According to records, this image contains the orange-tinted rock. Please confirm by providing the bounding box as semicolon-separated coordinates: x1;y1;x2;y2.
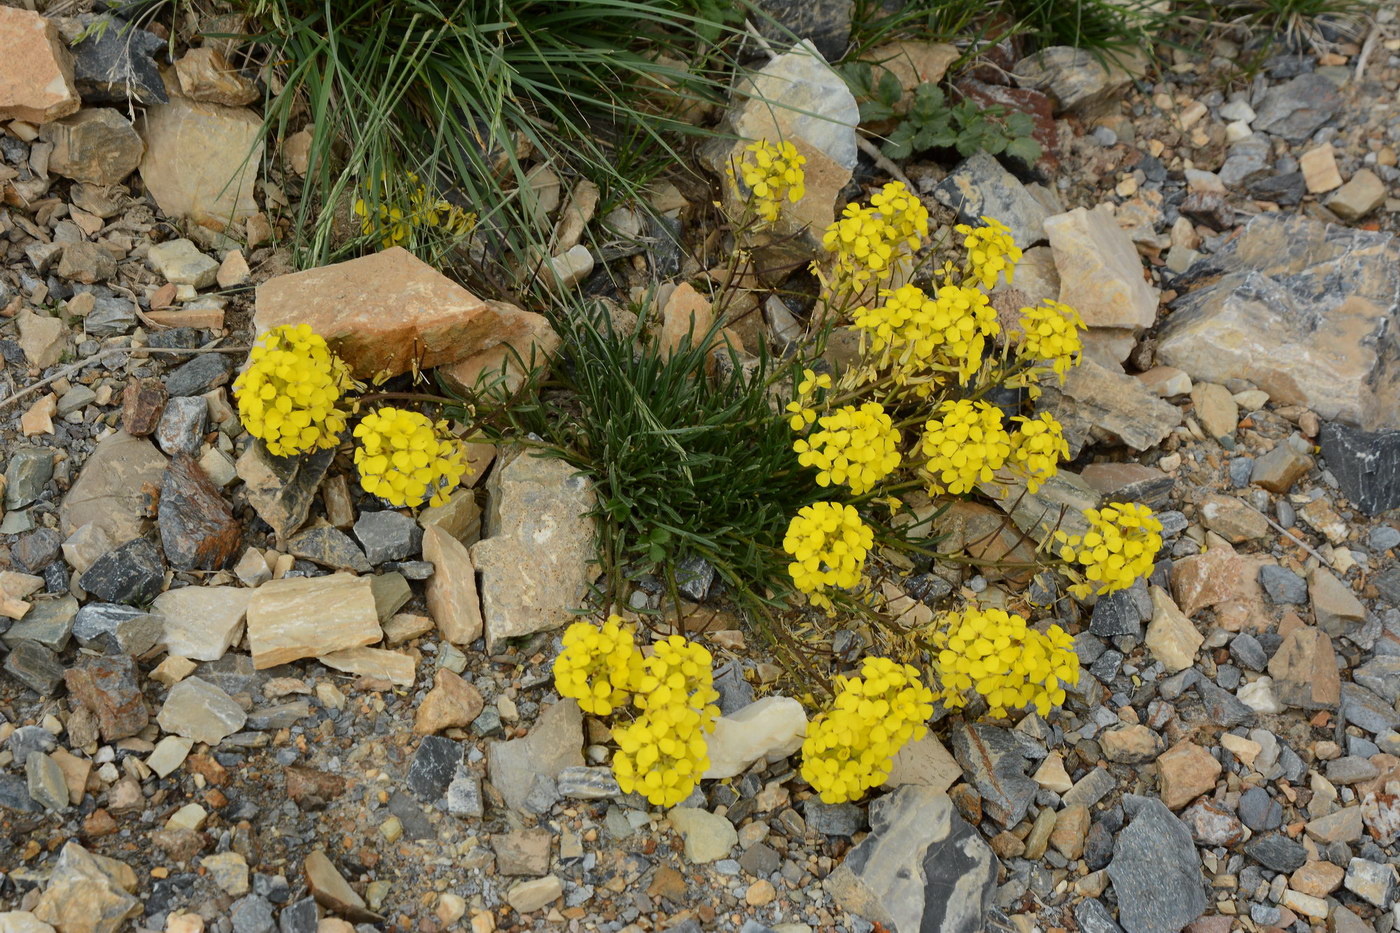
0;7;80;124
254;247;537;382
438;306;559;397
1157;741;1222;809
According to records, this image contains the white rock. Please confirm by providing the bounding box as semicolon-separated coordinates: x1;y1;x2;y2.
668;807;738;863
1237;677;1284;714
703;696;807;779
153;585;252;662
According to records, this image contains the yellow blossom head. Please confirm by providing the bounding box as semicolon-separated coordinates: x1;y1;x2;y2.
782;502;873;611
919;399;1012;496
731;138;806;224
352;407;468;508
233;324;354;457
1014;299;1085;382
1054;502;1163;599
554;616;642;715
929;605;1079;718
792;403;902;495
955;216;1022;289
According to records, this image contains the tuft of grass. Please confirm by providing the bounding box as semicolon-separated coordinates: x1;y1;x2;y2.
1178;0;1374;51
497;301;824;618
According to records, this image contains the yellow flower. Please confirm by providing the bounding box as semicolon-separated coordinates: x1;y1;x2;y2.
801;656;933;803
352;407;469;508
1008;413;1068;493
731;138;806;223
821;182;927;292
233;324;354;457
553;616;642;715
1054;502;1164;599
613;703;712;808
869;181;929;250
1013;299;1085;382
783;502;873;611
792;403;902;495
354;173;476;248
928;605;1079;718
919;399;1012;495
955;216;1022;289
853;283;999;386
632;634;721;725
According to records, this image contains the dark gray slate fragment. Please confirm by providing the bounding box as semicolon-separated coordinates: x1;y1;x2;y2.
71;13;168;104
287;526;371;573
165;353;233;397
72;602;163;655
1075;898;1124;933
1252;73;1342;141
1239;785;1283;831
749;0;853;62
675;554;715;602
386;790;436;841
2;640;65;696
5;447;54;509
1245;833;1307;872
1107;798;1206;933
0;774;42;812
1319;422;1400;516
803;798;866;837
406;736;460;801
79;536;164;605
1259;565;1307;604
951;722;1037;826
1089;590;1140;638
1342;683;1400;734
1194;680;1256;728
352;510;422;565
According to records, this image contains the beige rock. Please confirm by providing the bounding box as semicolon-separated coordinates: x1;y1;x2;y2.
1328;169;1387;221
42;109;144;185
1191;382;1238;439
48;747;90;805
1038;356;1181;456
1045;206;1159;331
174;48;259;106
505;876;563;914
1268;622;1340;710
138;96;263;227
217;249;250;288
1157;741;1221;809
153;586;252;662
145;735;193;779
0;571;43;621
1032;752;1074;794
1146;585;1203;673
1305;805;1363;844
1290;860;1346;898
1199;494;1269;543
254;247;536;382
419;489;482;543
703;696;808;780
553;180;599;254
383;612;434;646
415;669;484;734
864;41;960;114
245;574;381;669
150;656;198;687
0;8;80;124
1100;724;1165;763
1300;144;1343;193
21;394;56;437
1310;567;1365;636
18;310;67;369
31;843;140;933
305;850;378;923
166;915;204;933
60;432;167;542
885;732;962;793
471;450;597;652
423;524;483;646
1049;804;1090;859
438;307;559;397
317;647;415;687
1137;365;1192;398
1171;536;1244;617
659;282;715;356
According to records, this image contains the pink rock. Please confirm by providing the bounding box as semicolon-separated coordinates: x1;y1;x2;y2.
0;8;80;124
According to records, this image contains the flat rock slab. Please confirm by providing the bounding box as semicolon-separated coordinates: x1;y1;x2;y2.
244;574;381;669
153;585;253;662
60;431;167;542
1107;798;1207;933
156;676;246;745
471;450;597;652
1038;356;1182;457
825;786;995;933
1318;422;1400;516
1159;215;1400;431
138;95;262;225
235;441;335;542
0;7;81;124
253;246;536;382
486;700;584;813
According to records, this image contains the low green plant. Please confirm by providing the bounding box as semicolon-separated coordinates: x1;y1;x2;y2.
1175;0;1374;51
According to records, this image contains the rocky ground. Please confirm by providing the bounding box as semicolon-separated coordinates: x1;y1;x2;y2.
2;3;1400;933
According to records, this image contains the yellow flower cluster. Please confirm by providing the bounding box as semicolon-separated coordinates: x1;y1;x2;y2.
615;634;720;807
733;139;807;223
801;656;933;803
352;407;468;508
821;181;925;292
233;324;354;457
783;502;874;611
786;368;831;431
919;399;1012;495
554;617;642;715
1055;502;1163;599
929;606;1079;718
793;403;902;495
1007;413;1069;494
353;172;476;249
853;283;1000;385
956;217;1023;289
1015;299;1086;382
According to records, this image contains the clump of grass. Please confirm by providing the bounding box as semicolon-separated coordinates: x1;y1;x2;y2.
1181;0;1374;51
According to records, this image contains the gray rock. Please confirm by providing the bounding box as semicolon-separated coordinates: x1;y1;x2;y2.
1371;526;1400;552
155;395;208;456
1345;857;1398;908
1061;767;1116;810
1374;567;1400;608
84;299;136;336
277;897;318;933
486;700;585;812
1217;136;1272;188
236;441;336;541
231;894;276;933
1074;899;1124;933
749;0;852;63
933;153;1052;249
407;736;461;802
1229;633;1267;672
247;700;312;731
352;510;422;565
1248;172;1306;206
1245;833;1307;872
1238;786;1283;831
1089;590;1141;638
7;725;58;766
26;751;69;811
3;595;79;652
287;526;371;573
157;675;247;744
1259;565;1307;604
3;640;65;696
1253;73;1342;141
13;527;64;572
71;602;163;655
1194;680;1256;728
0;773;42;812
1341;683;1400;734
803;798;866;837
1107;798;1206;933
675;554;715;603
165;353;233;397
1012;46;1139;114
1356;657;1400;704
446;767;483;819
79;536;165;604
557;766;621;799
1319;422;1400;516
5;447;55;510
951;722;1037;826
825;786;996;933
71;13;169;105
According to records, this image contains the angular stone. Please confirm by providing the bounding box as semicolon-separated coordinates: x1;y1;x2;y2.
165;354;233;397
79;537;164;605
148;239;219;289
153;585;252;662
286;526;370;573
414;669;484;735
1107;799;1207;933
64;655;149;742
1300;143;1343;193
254;247;536;382
1045;206;1159;331
369;572;411;622
160;453;241;571
18;310;67;369
3;641;65;696
486;700;584;813
1171;538;1243;617
826;786;995;933
1181;798;1244;846
155;396;208;457
31;843;140;933
668;807;739;864
1252;440;1313;493
702;696;808;779
1158;215;1400;430
1253;73;1342;141
42;108;143;185
353;510;422;565
285;766;346;812
493;827;552;877
557;766;621;800
1328;169;1387;221
407;735;461;801
120;379;167;437
471;451;596;651
1319;422;1400;516
1100;724;1164;764
4;596;77;652
0;7;79;123
304;851;379;923
506;876;563;915
438;309;560;398
61;431;167;542
317;647;415;687
69;13;166;105
1080;462;1174;511
1013;46;1140;113
950;722;1036;826
157;676;246;745
138;96;262;226
173;47;258;107
422;524;482;646
1269;624;1340;710
1305;805;1363;844
1157;741;1221;809
1310;566;1365;636
245;574;380;669
72;603;162;656
235;441;335;541
1344;857;1398;908
1038;357;1181;456
933;152;1051;249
